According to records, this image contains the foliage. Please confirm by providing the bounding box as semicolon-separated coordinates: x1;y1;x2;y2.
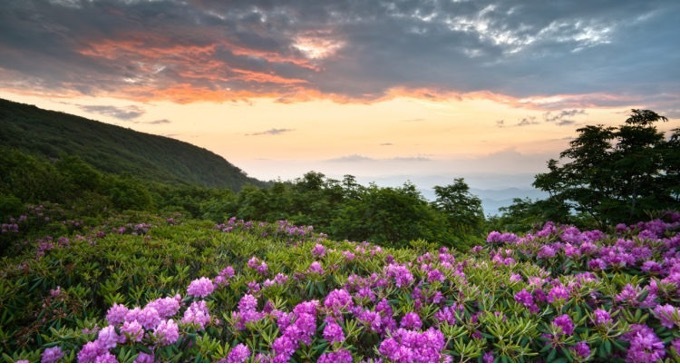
1;209;680;362
533;109;680;227
433;178;485;239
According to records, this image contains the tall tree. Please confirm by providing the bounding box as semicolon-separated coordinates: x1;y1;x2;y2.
432;178;485;236
533;109;678;226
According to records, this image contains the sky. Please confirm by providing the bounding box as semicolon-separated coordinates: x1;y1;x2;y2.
1;0;679;198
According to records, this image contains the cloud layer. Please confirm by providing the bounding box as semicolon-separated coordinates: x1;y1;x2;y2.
1;0;679;111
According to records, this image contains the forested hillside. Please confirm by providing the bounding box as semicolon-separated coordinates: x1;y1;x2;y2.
0;98;263;190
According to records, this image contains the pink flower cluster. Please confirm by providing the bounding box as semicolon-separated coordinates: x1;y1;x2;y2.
378;327;447;362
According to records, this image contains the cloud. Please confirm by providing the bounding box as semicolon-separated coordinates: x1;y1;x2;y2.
79;104;145;120
496;116;540;128
543;109;585;126
246;128;294;136
517;116;538;127
146;119;172;125
0;0;678;109
325;154;432;163
325;154;375;163
380;142;394;146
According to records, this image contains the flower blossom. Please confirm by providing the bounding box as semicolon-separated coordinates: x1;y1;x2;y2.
41;347;64;363
187;277;215;298
553;314;575;336
385;263;414;288
154;319;179;346
182;300;211;330
624;324;665;362
226;343;251;363
318;349;353;363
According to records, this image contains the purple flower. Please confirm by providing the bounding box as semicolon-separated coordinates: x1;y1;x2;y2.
221;266;236;279
343;251;355;261
323;289;353;315
286;312;317;345
671;338;680;356
182;300;211;330
121;320;144;343
106;303;128;326
434;306;457;326
247;257;268;274
588;258;607;271
378;327;446;362
537;245;557;259
135;307;161;330
514;289;538;313
95;352;118;363
642;260;663;274
624;324;665;362
547;284;570;304
317;349;353;363
592;308;612;326
134;353;154;363
356;309;384;333
232;294;264;330
308;261;324;274
226;343;251;363
322;319;345;344
293;300;319;316
487;231;518;244
400;312;422;330
509;273;523;283
272;334;297;362
653;304;679;329
41;347;64;363
385;263;414;288
97;325;123;350
427;269;445;283
247;281;261;294
77;341;107;363
238;294;259;312
553;314;574;336
482;351;494;363
146;296;181;318
187;277;215;298
571;341;591;360
154;319;179;346
274;273;289;285
312;243;326;257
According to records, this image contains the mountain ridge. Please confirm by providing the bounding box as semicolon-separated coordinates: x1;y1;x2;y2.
0;98;264;190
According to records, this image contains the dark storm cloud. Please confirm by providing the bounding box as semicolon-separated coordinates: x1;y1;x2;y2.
0;0;679;110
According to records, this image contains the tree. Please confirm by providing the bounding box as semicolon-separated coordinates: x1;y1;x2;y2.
330;182;451;248
533;109;678;226
432;178;485;237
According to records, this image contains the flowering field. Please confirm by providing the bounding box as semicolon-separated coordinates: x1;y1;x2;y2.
1;209;680;363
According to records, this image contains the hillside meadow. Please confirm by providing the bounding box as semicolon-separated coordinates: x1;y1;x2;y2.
1;205;679;363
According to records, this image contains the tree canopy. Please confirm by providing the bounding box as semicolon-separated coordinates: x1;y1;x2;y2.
532;109;679;227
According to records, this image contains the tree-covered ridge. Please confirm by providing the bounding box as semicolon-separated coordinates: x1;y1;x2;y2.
0;98;263;190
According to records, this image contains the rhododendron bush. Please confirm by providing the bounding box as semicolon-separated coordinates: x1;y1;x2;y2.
1;211;680;362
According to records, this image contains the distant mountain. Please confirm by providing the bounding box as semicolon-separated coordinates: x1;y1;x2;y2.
0;98;263;190
420;187;548;216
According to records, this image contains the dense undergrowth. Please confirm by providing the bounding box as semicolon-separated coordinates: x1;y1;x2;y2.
1;205;680;363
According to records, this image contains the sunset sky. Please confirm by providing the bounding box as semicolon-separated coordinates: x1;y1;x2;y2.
1;0;679;194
